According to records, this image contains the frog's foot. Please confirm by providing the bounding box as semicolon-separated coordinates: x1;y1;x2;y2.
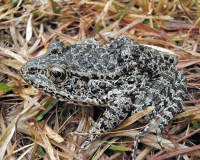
132;101;184;159
71;117;97;136
70;120;101;149
131;116;164;160
80;128;101;150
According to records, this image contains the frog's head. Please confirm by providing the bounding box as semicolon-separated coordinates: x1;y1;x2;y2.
20;42;79;101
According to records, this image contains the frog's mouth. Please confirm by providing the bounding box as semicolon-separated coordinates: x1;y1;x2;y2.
20;64;34;85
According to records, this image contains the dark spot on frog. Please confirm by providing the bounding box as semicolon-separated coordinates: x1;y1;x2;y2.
91;87;99;94
96;64;102;70
105;87;112;93
107;63;115;70
86;63;93;68
107;48;116;54
115;79;123;85
99;82;106;88
127;77;135;84
66;85;73;92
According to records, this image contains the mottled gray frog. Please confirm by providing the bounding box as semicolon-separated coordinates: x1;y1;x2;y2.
20;35;186;159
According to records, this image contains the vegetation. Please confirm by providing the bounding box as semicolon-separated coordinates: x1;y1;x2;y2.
0;0;199;159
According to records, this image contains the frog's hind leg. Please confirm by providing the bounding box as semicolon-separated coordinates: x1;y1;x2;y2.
155;70;186;149
132;104;181;159
132;115;164;159
132;70;186;159
79;96;133;150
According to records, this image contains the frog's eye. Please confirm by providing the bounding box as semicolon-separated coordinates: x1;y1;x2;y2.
50;67;68;82
48;42;65;54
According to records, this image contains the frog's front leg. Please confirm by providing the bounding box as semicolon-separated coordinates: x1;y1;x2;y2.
80;96;133;150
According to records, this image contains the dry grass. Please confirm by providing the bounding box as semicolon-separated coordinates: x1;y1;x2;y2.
0;0;200;159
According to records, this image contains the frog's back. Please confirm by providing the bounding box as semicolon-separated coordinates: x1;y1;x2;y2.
61;37;138;79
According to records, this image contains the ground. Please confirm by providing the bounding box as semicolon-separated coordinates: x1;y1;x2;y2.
0;1;200;159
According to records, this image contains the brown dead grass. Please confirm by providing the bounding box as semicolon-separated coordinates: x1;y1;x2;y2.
0;0;200;159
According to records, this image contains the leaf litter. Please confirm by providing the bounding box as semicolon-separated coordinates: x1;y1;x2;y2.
0;0;200;159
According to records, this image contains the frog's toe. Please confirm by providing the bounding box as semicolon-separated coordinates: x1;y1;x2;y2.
156;124;165;149
132;116;166;159
132;125;151;159
81;140;91;150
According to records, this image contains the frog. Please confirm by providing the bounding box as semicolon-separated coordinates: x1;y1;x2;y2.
20;35;186;159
